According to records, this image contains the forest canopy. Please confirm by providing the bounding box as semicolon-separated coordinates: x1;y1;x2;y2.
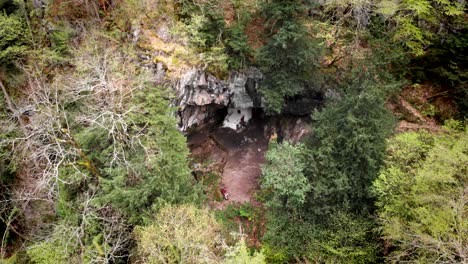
0;0;466;263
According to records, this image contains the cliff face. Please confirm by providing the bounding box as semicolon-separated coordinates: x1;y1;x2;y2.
175;67;262;130
175;67;322;131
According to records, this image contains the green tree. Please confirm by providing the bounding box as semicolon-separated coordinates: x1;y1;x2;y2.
136;204;223;264
261;141;310;211
256;0;323;113
373;126;468;263
176;0;254;72
260;137;384;262
261;209;382;262
259;140;314;260
303;76;395;216
224;238;266;264
97;86;201;224
0;12;30;69
314;0;465;56
223;3;253;70
49;34;202;225
376;0;465;56
260;67;396;261
13;30;203;263
27;235;74;264
305;212;382;263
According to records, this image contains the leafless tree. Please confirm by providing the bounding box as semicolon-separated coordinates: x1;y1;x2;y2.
0;32;153;259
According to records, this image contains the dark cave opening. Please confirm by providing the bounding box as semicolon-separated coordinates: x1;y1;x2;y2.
213;106;228;126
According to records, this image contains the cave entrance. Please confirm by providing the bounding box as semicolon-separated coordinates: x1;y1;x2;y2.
187;105;271;207
213;106;228;126
187;104;313;208
251;107;266;123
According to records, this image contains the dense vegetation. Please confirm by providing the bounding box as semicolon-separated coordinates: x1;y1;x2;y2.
0;0;466;263
373;125;467;263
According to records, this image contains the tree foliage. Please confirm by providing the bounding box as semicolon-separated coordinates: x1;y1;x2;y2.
0;12;30;68
376;0;466;56
224;238;266;264
256;0;323;113
305;212;382;263
261;201;382;262
373;126;468;263
259;85;393;259
175;0;254;72
256;21;323;113
136;204;222;264
1;29;202;262
258;63;397;261
1;0;467;262
261;141;310;211
46;34;202;225
303;74;395;216
97;85;200;224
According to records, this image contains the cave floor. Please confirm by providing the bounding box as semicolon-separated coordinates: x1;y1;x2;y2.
188;120;270;209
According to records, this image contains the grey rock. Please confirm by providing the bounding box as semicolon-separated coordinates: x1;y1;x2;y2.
178;104;225;131
155;62;166;83
177;69;230;108
176;68;261;130
174;67;322;131
229;72;254;109
156;24;172;43
33;0;45;8
223;107;252;130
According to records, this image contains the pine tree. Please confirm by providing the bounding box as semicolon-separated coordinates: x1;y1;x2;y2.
98;86;201;224
256;0;323;113
303;74;395;216
0;12;30;69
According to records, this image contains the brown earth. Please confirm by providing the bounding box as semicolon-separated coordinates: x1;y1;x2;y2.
386;84;450;133
215;127;268;206
396;96;441;132
188;120;270;209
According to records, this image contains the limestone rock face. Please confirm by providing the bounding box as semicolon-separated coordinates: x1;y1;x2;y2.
176;68;262;131
175;67;321;131
223;108;252;130
176;68;230;108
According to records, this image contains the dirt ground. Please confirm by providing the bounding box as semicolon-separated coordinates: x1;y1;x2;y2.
188;120;270;209
386;94;442;133
215;126;268;205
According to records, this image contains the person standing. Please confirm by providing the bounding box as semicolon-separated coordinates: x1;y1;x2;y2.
220;187;229;200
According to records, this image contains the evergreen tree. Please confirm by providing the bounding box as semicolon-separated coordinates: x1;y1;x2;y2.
256;0;323;113
303;72;395;217
0;11;30;70
261;141;310;212
96;86;201;224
